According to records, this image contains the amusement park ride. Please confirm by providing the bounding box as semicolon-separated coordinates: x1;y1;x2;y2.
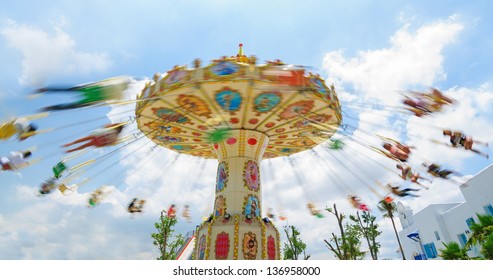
1;44;488;260
135;44;341;260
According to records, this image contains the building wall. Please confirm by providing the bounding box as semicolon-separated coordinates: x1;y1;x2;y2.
397;164;493;260
399;204;458;260
442;203;482;257
460;166;493;217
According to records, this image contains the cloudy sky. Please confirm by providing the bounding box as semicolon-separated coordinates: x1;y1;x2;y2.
1;0;492;265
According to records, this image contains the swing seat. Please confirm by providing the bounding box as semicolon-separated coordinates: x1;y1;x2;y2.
1;161;13;171
128;207;141;213
383;196;393;204
53;161;68;179
128;200;145;213
88;186;112;207
58;184;69;193
39;183;57;195
0;122;17;140
58;183;77;195
88;197;100;207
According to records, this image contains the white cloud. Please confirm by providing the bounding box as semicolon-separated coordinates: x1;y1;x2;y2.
0;184;160;259
323;16;464;106
1;20;111;86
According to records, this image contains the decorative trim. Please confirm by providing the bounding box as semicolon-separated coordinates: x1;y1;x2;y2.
254;134;266;159
234;214;239;259
276;223;281;259
205;217;214;260
261;219;267;259
219;139;228;159
239;130;246;157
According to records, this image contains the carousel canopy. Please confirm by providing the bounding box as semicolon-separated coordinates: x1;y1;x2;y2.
136;45;342;159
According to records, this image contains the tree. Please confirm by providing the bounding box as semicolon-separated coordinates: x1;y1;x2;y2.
466;213;493;250
350;211;381;260
439;241;470;260
324;203;364;260
282;225;310;260
343;223;366;260
151;210;185;260
480;233;493;260
377;199;406;260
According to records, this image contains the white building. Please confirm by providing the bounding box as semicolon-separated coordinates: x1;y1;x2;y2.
397;164;493;260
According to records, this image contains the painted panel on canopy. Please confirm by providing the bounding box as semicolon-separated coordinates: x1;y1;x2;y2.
162;66;191;88
199;81;249;119
267;107;339;137
204;60;246;79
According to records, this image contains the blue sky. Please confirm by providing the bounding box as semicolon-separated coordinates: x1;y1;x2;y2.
1;0;492;262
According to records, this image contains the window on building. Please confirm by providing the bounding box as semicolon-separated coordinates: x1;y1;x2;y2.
423;242;438;259
458;233;467;248
434;231;440;241
484;204;493;216
466;217;475;229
